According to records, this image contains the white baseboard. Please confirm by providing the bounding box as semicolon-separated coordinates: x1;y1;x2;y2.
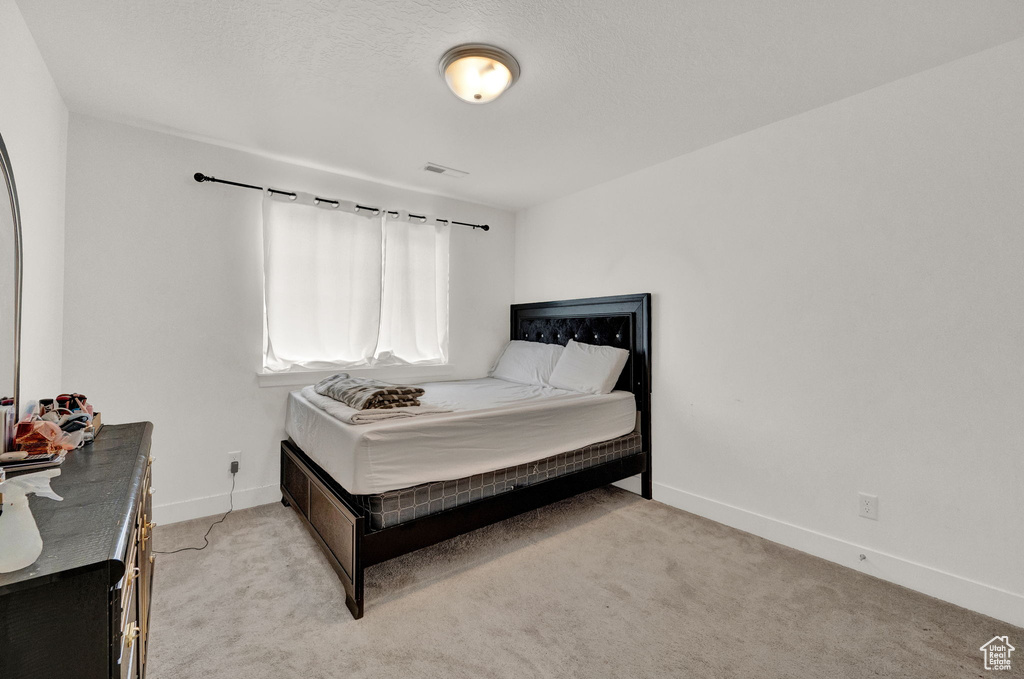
153;484;281;525
652;481;1024;628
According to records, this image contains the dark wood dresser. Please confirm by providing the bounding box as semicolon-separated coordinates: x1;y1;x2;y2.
0;422;155;679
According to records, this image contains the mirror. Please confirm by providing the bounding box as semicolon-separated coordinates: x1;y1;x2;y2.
0;131;23;431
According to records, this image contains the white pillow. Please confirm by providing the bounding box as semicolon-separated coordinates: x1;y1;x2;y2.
490;341;565;386
548;340;629;394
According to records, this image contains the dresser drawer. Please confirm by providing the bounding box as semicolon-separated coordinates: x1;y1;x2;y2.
117;620;139;679
118;546;139;633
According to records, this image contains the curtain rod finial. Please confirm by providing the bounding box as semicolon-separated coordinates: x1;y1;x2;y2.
194;172;208;183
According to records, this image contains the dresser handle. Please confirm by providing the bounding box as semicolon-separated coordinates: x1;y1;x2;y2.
141;520;156;545
148;487;154;496
126;566;140;585
148;456;155;466
125;622;140;647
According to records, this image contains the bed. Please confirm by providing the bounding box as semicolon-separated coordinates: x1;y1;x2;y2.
279;293;652;619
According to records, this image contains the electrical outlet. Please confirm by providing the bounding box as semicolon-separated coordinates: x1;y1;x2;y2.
227;451;241;474
858;493;878;520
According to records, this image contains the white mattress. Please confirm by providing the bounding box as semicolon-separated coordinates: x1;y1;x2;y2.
285;377;637;494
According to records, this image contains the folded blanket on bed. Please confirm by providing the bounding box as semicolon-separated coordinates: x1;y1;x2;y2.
314;373;425;410
301;386;450;425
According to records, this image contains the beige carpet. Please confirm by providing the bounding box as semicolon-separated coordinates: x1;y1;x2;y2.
150;488;1020;678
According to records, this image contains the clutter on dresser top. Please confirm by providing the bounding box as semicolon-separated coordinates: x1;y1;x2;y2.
0;392;102;474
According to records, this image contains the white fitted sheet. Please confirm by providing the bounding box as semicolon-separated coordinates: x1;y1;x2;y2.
285;377;637;494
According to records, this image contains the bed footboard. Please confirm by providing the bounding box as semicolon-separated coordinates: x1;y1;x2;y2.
280;441;365;618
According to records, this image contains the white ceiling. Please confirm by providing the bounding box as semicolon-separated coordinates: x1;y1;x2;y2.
17;0;1024;210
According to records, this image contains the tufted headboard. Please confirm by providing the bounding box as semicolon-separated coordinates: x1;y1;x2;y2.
510;294;652;492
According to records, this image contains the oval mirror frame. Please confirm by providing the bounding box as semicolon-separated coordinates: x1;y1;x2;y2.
0;132;23;420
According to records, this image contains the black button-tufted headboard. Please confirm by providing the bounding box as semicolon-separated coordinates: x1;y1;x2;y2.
516;315;634;387
510;293;652;496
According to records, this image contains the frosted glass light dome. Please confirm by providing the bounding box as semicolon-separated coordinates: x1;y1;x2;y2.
439;44;521;104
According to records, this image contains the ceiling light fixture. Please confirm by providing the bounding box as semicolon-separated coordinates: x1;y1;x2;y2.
439;44;520;104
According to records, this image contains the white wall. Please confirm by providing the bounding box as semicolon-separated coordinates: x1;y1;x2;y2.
0;0;68;414
515;37;1024;626
62;115;515;524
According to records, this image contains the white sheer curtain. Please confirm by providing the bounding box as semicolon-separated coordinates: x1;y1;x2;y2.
262;193;449;372
263;192;382;371
376;216;450;364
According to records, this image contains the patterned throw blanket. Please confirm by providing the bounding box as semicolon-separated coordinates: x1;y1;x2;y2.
301;387;450;425
314;373;425;410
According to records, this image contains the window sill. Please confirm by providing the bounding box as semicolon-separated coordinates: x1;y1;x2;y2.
256;364;456;388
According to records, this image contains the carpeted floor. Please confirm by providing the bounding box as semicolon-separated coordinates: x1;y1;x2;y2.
149;488;1020;678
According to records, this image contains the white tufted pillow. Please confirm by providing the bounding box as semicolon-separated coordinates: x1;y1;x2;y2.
548;340;629;394
490;341;565;386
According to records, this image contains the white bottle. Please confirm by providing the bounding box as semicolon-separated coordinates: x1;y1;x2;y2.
0;404;13;452
0;469;63;573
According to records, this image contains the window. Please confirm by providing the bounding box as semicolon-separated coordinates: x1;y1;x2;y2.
262;192;449;372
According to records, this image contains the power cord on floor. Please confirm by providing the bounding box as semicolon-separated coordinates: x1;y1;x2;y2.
154;471;235;554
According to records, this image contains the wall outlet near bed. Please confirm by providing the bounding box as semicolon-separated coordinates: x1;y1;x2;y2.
227;451;241;474
858;493;878;520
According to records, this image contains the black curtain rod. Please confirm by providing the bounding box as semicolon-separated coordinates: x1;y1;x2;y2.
193;173;489;231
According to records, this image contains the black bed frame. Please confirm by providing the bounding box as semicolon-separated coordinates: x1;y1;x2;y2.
279;293;652;619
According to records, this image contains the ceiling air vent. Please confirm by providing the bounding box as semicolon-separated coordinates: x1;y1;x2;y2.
423;162;468;178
